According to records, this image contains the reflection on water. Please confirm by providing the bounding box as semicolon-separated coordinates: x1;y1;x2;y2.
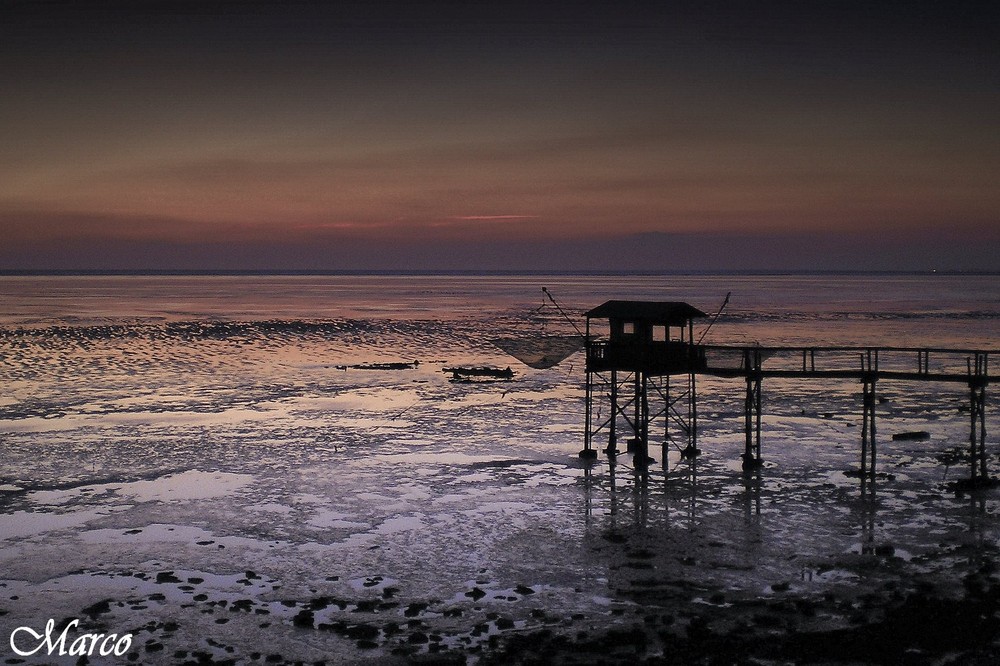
578;442;999;624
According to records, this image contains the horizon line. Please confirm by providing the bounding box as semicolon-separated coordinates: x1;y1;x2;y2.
1;269;997;278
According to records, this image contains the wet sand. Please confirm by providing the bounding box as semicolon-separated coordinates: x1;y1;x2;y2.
1;275;999;664
2;451;999;664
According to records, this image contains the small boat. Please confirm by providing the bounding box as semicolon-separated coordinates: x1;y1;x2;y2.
444;366;514;381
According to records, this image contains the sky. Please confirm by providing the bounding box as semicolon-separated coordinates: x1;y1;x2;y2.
1;0;998;272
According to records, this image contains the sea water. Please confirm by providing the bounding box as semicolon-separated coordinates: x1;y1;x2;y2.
0;273;997;662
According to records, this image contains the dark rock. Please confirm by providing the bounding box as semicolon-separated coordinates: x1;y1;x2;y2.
306;597;331;611
405;602;429;617
81;599;111;618
892;431;930;441
231;599;254;612
293;609;315;628
317;621;347;634
354;599;379;612
345;624;379;641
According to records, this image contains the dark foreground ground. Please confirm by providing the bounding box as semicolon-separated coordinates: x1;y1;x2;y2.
480;587;1000;665
27;527;993;666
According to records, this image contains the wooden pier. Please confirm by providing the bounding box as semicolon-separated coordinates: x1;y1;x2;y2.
582;301;995;488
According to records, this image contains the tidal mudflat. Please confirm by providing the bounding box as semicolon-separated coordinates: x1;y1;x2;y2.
1;274;998;664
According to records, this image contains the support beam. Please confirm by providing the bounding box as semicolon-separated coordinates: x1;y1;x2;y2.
743;348;763;471
635;372;652;471
581;365;597;459
632;373;642;455
968;352;989;485
689;371;697;452
661;375;670;469
678;369;700;460
607;369;618;455
860;350;878;478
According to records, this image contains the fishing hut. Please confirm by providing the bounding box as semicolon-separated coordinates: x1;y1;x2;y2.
583;301;708;468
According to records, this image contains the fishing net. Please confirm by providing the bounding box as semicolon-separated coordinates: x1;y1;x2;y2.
491;335;584;369
491;288;586;369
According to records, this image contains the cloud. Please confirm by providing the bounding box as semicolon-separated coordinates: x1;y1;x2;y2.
449;215;539;221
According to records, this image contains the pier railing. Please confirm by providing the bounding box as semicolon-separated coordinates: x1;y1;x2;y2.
587;340;707;374
701;345;991;384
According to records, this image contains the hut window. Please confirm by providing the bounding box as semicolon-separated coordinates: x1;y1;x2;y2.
653;326;666;342
622;322;635;335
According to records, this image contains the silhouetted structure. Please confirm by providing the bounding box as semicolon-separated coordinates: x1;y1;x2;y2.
582;300;995;487
583;301;708;468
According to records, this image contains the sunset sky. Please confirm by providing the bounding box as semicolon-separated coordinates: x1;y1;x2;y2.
1;1;997;271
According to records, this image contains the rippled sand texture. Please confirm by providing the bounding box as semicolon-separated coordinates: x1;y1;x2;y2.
0;274;998;663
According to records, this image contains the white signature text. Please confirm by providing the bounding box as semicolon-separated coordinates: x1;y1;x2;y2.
9;618;133;657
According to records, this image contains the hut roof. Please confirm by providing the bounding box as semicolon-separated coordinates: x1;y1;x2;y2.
585;300;708;326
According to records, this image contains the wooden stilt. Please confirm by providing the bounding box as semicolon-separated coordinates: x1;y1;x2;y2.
689;371;697;452
635;372;651;471
743;348;763;471
607;369;618;456
583;367;590;453
969;353;988;484
662;375;670;469
860;350;878;479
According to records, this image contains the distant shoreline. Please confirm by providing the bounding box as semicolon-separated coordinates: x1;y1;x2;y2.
1;269;997;277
